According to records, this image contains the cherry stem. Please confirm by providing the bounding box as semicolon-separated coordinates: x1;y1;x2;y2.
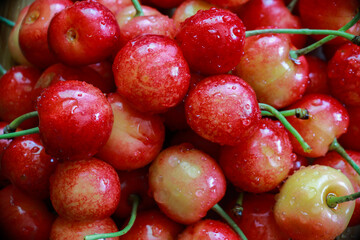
290;8;360;59
0;127;39;139
258;103;312;153
231;192;244;218
0;16;15;27
329;138;360;176
287;0;298;12
261;108;309;119
212;203;248;240
131;0;144;17
0;64;7;76
245;29;360;46
84;194;140;240
3;111;39;134
327;192;360;209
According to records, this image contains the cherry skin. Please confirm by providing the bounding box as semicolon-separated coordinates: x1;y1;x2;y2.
149;143;226;224
113;34;190;114
339;105;360;152
185;74;261;146
1;134;58;199
0;122;12;162
207;0;249;9
18;0;73;69
219;118;295;193
115;5;161;28
36;80;113;161
234;32;309;109
327;43;360;106
177;219;240;240
50;217;119;240
274;165;355;240
118;209;184;240
48;0;121;66
146;0;186;9
94;0;132;15
175;7;246;75
0;184;55;240
50;158;121;221
313;150;360;227
0;65;41;129
286;94;349;158
304;55;330;95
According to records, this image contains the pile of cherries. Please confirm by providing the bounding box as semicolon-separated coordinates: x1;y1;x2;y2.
1;0;360;239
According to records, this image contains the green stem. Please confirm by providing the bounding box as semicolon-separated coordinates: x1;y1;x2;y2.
0;64;7;76
4;111;39;134
231;192;244;218
258;103;312;153
131;0;144;17
84;194;140;240
245;29;359;45
212;203;248;240
327;192;360;209
0;16;15;27
329;138;360;176
290;8;360;59
287;0;298;12
0;127;39;139
261;108;309;119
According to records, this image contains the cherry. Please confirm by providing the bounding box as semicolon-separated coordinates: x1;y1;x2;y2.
274;165;355;240
94;0;132;15
50;158;121;221
113;34;190;114
206;0;249;9
115;4;161;28
36;80;113;160
48;0;121;66
175;7;246;75
185;74;261;146
1;133;58;199
0;122;12;162
304;55;330;95
148;143;226;224
146;0;186;9
220;118;295;193
339;105;360;152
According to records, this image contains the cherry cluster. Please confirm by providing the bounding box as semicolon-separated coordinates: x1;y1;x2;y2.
1;0;360;239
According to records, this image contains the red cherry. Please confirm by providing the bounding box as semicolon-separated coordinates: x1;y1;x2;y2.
94;0;132;15
339;105;360;152
304;55;330;95
36;80;113;160
176;7;246;75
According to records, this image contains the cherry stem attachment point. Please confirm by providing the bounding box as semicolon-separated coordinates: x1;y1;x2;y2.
0;127;39;139
0;64;7;76
289;8;360;59
4;111;39;134
259;103;312;153
0;16;15;27
261;108;309;119
327;191;360;209
84;194;140;240
245;29;359;45
232;192;244;218
329;138;360;176
131;0;144;17
212;203;248;240
287;0;298;12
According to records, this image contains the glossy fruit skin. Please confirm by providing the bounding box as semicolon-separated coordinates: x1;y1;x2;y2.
1;134;58;199
149;144;226;224
226;193;290;240
286;94;349;158
48;0;121;66
185;74;261;146
339;106;360;152
36;80;113;160
0;65;41;129
118;209;183;240
94;0;132;15
113;34;190;114
219;119;295;193
304;55;330;95
177;219;240;240
328;43;360;106
234;33;309;109
314;150;360;226
18;0;73;69
0;184;55;240
96;93;165;170
274;165;355;240
176;7;246;75
208;0;249;8
50;217;119;240
115;5;161;28
50;158;121;221
0;122;12;162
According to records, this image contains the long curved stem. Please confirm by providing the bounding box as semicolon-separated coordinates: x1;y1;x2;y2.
0;127;39;139
261;108;309;119
259;103;312;153
4;111;39;134
329;138;360;176
290;8;360;59
327;192;360;209
84;194;140;240
212;203;247;240
0;64;7;76
131;0;144;17
0;16;15;27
